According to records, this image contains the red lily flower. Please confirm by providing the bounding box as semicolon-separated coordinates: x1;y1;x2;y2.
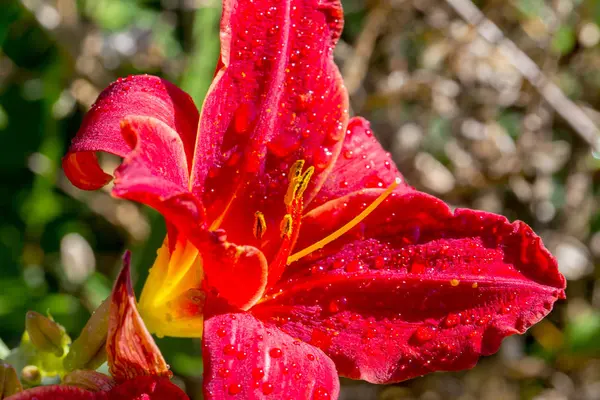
62;0;566;398
6;254;189;400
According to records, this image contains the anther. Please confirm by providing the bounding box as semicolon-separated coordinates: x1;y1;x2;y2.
289;160;305;180
253;211;267;239
280;214;293;238
296;166;314;199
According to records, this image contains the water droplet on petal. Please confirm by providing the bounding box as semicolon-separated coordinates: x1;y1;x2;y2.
345;260;362;273
314;146;333;170
223;344;236;355
414;326;435;343
314;387;330;400
443;313;460;328
228;383;242;395
262;382;274;395
269;348;283;358
252;367;265;380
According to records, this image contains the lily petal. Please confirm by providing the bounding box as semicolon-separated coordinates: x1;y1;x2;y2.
253;190;566;383
193;0;349;256
112;116;205;232
115;116;267;311
108;376;188;400
196;236;269;311
5;386;97;400
310;116;412;210
63;75;199;190
202;307;339;399
107;252;171;382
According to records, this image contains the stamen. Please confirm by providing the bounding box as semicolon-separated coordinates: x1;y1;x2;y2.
284;180;300;207
280;214;293;238
289;160;305;180
253;211;267;239
296;166;314;199
284;160;309;207
287;177;401;264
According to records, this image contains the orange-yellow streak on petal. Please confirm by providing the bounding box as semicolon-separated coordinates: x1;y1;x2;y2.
287;177;401;264
138;237;204;338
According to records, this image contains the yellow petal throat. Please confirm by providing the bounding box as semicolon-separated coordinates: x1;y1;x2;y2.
138;237;205;338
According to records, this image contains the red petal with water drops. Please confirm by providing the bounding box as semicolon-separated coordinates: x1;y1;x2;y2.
253;190;566;383
5;386;98;400
113;116;266;310
63;75;199;191
193;0;349;259
195;235;269;310
309;116;412;210
111;116;205;231
108;377;189;400
107;252;172;383
202;310;340;400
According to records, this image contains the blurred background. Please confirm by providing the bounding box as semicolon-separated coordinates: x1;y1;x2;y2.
1;0;600;398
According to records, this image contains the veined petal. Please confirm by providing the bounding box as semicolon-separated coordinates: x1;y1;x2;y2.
63;75;199;191
4;377;189;400
115;116;267;311
253;190;566;383
5;386;97;399
112;116;205;238
107;377;188;400
107;252;171;382
309;116;413;210
192;0;349;260
202;308;339;399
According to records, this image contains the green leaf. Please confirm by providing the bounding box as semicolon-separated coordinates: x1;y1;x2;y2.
552;25;576;55
179;5;221;105
566;311;600;354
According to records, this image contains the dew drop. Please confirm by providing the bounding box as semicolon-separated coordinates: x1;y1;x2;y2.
450;279;460;287
307;353;315;361
471;282;478;289
252;367;265;380
262;382;274;395
345;260;362;273
223;344;236;355
228;383;242;395
314;387;330;400
269;348;283;358
217;328;227;337
343;150;354;159
413;326;435;343
314;146;333;170
443;313;460;328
